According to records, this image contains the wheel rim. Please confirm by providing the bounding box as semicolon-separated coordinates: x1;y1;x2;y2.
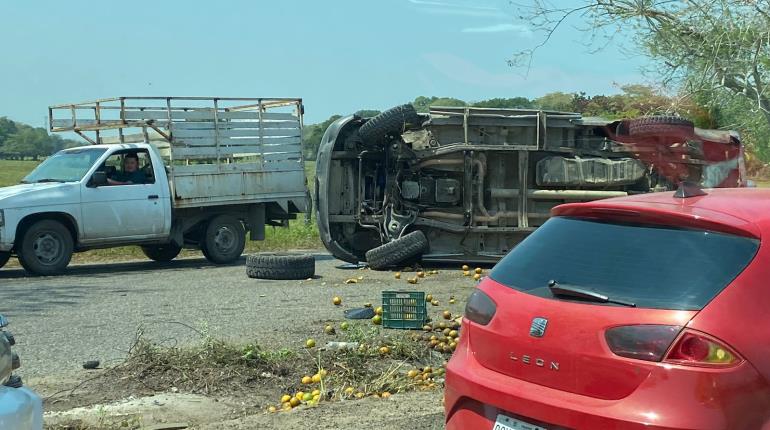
32;232;63;265
213;226;236;254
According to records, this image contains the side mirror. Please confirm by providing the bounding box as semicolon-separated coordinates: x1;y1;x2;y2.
90;171;108;187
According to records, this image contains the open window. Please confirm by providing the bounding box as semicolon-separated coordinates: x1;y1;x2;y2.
93;149;155;186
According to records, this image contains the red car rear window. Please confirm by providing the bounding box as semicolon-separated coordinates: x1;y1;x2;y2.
490;217;759;310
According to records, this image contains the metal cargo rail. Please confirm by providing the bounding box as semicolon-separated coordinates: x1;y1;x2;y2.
49;97;308;209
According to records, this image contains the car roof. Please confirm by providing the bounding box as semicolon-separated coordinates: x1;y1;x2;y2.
553;188;770;239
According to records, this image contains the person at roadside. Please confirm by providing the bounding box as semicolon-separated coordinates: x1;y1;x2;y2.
107;153;147;185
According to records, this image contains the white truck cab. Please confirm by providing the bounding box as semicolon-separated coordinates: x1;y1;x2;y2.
0;97;309;275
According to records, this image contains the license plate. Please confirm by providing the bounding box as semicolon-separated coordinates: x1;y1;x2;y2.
493;414;547;430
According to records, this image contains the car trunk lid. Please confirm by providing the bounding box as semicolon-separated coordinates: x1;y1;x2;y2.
470;280;696;400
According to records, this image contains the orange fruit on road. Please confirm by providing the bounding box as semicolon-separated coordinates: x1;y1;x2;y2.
301;376;312;384
306;339;316;348
332;296;342;305
474;267;482;274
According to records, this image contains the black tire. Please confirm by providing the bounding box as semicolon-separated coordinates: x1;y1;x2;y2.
0;252;10;269
17;219;73;276
357;104;422;143
365;231;429;270
628;116;694;138
246;253;315;280
141;244;182;262
201;215;246;264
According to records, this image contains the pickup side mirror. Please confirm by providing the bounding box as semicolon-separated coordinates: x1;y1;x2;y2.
90;171;108;187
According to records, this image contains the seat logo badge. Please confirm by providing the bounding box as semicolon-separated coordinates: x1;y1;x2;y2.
529;317;548;338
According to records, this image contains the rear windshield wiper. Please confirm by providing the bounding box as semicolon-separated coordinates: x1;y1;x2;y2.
548;280;636;307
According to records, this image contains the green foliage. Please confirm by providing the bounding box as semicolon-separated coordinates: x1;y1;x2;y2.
473;97;533;109
516;1;770;162
0;116;78;160
302;115;342;160
533;92;575;112
412;96;466;113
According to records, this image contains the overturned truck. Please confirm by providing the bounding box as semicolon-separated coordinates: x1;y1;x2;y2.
316;105;745;268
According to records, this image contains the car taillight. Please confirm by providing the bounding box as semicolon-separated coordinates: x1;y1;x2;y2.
605;325;682;362
664;330;742;367
464;290;496;325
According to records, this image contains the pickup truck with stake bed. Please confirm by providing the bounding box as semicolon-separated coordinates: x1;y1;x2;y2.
0;97;309;275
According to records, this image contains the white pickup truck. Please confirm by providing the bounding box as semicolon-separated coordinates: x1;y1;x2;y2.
0;97;309;275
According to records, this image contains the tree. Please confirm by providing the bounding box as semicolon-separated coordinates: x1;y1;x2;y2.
412;96;466;113
302;115;342;160
515;0;770;160
3;127;52;160
533;92;575;111
473;97;534;109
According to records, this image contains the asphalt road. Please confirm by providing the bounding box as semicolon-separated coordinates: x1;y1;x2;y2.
0;253;477;380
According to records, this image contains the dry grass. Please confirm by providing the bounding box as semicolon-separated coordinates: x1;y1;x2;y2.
46;320;450;417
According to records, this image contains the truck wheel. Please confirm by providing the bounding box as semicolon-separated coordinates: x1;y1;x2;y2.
357;104;422;144
17;220;73;276
202;215;246;264
246;253;315;280
365;231;429;270
0;252;10;269
628;116;694;138
141;244;182;262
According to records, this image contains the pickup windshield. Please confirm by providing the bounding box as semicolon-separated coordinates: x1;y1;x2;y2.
22;148;106;183
490;217;759;310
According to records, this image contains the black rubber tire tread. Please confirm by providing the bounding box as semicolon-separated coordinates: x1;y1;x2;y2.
202;215;246;264
357;104;422;143
246;253;315;280
17;219;73;276
365;231;429;270
0;252;9;269
141;244;182;262
628;116;694;137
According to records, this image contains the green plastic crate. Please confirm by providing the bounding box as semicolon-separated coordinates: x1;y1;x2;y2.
382;290;427;329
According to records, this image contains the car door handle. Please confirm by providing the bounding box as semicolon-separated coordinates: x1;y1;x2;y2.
148;195;159;200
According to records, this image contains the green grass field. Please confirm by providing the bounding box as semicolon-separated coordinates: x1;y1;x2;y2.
0;159;321;264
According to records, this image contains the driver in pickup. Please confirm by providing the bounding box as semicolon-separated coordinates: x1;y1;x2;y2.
107;152;147;185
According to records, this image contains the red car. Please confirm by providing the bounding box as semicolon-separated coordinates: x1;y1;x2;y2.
445;186;770;430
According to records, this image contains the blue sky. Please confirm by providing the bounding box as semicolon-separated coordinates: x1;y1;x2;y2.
0;0;648;126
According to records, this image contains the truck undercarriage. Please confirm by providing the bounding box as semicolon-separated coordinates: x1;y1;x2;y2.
316;105;744;267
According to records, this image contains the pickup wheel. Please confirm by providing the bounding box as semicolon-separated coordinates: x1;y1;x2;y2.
202;215;246;264
365;231;429;270
141;244;182;262
0;252;10;269
246;253;315;280
628;116;694;138
17;220;73;276
357;104;422;144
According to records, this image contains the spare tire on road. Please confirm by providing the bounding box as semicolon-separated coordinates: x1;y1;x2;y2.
365;231;429;270
628;115;694;138
246;253;315;280
357;104;422;144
